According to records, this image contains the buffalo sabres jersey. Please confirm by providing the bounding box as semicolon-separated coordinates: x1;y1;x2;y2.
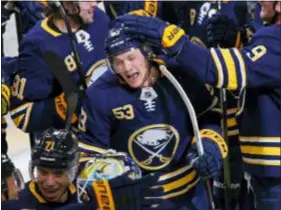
78;65;222;209
9;7;109;133
1;181;77;210
177;1;254;165
176;24;281;177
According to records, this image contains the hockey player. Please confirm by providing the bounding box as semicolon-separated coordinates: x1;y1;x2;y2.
1;1;47;55
9;1;109;133
116;1;281;209
77;24;228;209
1;67;24;201
2;127;163;210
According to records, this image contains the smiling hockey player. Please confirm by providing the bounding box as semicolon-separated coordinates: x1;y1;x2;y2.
9;1;109;133
1;128;164;210
117;1;281;209
77;23;228;209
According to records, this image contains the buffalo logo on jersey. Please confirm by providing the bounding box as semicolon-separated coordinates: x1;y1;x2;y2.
128;124;179;170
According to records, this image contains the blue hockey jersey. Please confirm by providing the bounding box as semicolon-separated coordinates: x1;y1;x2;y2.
77;64;225;209
176;24;281;177
9;8;109;133
1;181;77;210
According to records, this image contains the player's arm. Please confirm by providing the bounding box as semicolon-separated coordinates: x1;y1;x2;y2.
176;28;281;90
77;86;113;159
9;37;76;133
117;15;280;90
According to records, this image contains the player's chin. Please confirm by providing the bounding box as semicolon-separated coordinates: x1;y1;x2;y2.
44;192;64;202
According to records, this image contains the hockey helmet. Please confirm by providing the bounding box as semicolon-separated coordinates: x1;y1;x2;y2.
29;128;79;182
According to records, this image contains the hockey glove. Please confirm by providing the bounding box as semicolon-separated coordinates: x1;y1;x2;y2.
116;15;187;57
15;1;46;34
206;14;241;48
1;154;24;201
88;173;163;210
187;130;227;179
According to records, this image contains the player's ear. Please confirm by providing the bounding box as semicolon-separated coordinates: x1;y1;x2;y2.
275;2;280;13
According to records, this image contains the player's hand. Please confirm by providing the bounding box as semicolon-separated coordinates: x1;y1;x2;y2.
207;14;241;48
90;173;164;210
15;1;46;23
187;137;227;179
115;15;187;57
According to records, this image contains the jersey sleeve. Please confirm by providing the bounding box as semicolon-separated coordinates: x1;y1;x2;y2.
176;26;281;90
9;35;64;132
77;86;113;156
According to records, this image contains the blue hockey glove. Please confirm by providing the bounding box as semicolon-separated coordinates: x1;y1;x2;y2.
187;131;227;179
115;15;187;57
207;14;241;48
16;1;46;34
88;173;163;210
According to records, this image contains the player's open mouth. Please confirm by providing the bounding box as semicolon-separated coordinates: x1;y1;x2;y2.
127;72;139;80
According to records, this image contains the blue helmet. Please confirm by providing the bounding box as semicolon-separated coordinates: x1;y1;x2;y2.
105;26;143;57
105;24;154;73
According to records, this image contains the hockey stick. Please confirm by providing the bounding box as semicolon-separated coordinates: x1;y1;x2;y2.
217;2;232;210
159;65;216;210
42;1;86;130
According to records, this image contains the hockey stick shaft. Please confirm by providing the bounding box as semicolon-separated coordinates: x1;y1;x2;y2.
159;65;203;155
217;1;232;210
159;65;216;210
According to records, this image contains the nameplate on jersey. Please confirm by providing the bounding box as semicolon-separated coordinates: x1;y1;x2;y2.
128;124;179;170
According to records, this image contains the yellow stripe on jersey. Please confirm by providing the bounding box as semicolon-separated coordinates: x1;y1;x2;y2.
78;142;108;154
29;182;46;203
10;102;33;132
161;177;200;200
241;146;280;156
162;170;197;193
159;165;192;181
210;48;224;88
220;49;238;90
240;136;281;143
41;18;61;37
68;183;76;194
233;48;247;89
1;83;10;106
243;157;280;166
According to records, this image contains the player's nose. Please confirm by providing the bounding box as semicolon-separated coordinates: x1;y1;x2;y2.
45;174;56;186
